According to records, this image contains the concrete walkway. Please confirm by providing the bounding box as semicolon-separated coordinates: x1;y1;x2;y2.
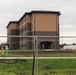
0;57;76;59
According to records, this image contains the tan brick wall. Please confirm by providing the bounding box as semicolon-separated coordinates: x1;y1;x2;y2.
7;23;19;35
7;11;60;50
19;14;31;29
8;23;19;29
26;15;31;24
32;13;59;32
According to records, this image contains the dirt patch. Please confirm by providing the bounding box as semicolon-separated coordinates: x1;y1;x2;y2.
0;59;27;64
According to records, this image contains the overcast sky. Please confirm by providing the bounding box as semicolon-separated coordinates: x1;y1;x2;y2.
0;0;76;36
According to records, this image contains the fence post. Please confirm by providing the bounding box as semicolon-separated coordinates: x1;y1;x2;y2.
32;35;38;75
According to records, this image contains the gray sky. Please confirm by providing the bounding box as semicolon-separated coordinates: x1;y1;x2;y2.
0;0;76;36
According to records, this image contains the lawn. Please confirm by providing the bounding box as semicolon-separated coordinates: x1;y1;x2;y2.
0;59;33;75
38;58;76;75
0;58;76;75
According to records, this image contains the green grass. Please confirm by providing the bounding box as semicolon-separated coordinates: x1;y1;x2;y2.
38;58;76;75
1;50;76;57
0;58;76;75
0;59;33;75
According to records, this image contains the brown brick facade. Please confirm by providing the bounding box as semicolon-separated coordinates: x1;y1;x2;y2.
7;11;61;50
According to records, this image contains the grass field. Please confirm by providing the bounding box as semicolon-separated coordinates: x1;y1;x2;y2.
0;58;76;75
0;50;76;75
38;58;76;75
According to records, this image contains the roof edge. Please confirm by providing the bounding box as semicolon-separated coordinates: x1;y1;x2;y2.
18;10;61;22
31;10;61;14
6;21;18;28
7;10;61;28
18;12;31;22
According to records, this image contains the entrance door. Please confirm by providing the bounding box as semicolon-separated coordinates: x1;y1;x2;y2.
40;41;52;49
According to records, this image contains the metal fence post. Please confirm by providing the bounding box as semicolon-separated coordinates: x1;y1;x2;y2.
32;35;38;75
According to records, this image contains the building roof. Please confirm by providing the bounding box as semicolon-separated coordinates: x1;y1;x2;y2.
18;10;61;22
7;10;61;28
6;21;18;28
31;10;61;14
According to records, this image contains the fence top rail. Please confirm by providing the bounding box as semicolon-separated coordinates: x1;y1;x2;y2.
38;36;76;38
0;35;76;38
0;36;35;38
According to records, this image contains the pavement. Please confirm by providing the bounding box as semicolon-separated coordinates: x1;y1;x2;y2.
0;57;76;59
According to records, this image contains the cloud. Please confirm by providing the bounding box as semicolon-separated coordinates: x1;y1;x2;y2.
0;0;76;36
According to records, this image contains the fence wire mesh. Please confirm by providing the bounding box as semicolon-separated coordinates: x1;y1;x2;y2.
0;36;76;75
37;36;76;75
0;36;76;56
0;36;35;75
37;36;76;57
0;36;35;57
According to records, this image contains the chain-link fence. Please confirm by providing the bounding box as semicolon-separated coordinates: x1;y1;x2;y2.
0;36;36;57
37;36;76;75
0;36;76;75
1;36;76;57
37;36;76;57
0;36;35;75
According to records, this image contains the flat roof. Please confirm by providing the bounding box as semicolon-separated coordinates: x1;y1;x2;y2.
18;10;61;22
31;10;61;14
7;10;61;28
7;21;18;28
